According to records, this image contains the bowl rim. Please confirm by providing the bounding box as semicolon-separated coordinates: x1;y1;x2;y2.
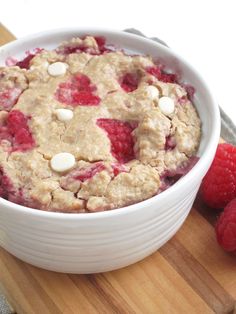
0;27;221;220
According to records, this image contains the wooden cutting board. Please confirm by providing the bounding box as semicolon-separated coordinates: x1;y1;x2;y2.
0;23;235;314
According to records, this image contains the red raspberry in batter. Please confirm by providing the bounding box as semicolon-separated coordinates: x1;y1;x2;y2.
15;48;43;69
0;87;22;111
161;156;199;188
111;163;128;176
0;169;13;198
120;73;140;92
0;168;28;206
178;95;188;104
7;110;28;133
146;66;178;83
55;74;100;106
58;36;110;55
201;143;236;209
165;135;176;151
215;198;236;253
74;162;106;182
71;91;100;106
0;110;35;151
14;128;34;149
181;84;195;101
94;36;111;53
62;163;106;187
97;118;136;163
16;54;35;69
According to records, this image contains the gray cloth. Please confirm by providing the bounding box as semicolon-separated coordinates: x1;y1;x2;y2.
220;108;236;144
0;28;235;314
0;294;13;314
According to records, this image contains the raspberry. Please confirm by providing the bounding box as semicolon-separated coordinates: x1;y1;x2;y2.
74;162;106;182
14;128;34;149
94;36;111;53
72;91;100;106
0;87;22;111
160;156;199;192
97;118;136;163
0;169;15;198
165;135;176;151
181;84;195;101
111;163;128;176
58;36;110;55
15;48;43;69
201;143;236;208
63;162;106;183
73;74;95;92
3;110;35;151
16;54;35;69
178;95;188;104
161;156;199;186
94;36;106;47
146;66;178;83
120;73;139;92
215;198;236;253
55;73;100;106
0;168;27;205
7;110;28;134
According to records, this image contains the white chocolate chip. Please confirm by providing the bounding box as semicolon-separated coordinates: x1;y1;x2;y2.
48;62;68;76
51;153;75;172
158;96;175;115
146;85;159;100
55;109;74;122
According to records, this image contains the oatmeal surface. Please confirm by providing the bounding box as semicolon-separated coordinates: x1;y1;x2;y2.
0;36;201;212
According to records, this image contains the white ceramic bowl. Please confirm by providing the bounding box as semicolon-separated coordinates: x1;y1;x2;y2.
0;28;220;273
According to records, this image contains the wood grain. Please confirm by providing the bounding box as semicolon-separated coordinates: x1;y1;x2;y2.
0;24;15;46
0;24;235;314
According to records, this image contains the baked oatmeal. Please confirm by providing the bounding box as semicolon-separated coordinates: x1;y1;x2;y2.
0;36;201;212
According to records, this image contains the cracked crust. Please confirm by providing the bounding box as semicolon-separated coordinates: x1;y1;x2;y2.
0;36;201;213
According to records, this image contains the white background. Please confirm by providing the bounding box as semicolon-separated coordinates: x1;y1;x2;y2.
1;0;236;125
